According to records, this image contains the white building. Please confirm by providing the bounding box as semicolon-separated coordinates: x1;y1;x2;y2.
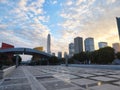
98;42;108;49
112;43;120;53
74;37;83;54
84;37;95;52
47;34;51;54
69;43;74;57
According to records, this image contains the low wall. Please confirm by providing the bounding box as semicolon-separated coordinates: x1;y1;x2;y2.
0;65;15;79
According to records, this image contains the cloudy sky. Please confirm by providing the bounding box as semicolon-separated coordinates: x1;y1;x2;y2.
0;0;120;57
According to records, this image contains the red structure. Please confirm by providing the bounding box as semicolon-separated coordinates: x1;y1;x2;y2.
0;43;14;65
1;42;14;49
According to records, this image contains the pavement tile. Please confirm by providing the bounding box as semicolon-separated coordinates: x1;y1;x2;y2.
90;76;117;81
90;84;120;90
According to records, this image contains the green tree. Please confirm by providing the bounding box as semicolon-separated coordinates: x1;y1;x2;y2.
116;52;120;59
48;56;58;65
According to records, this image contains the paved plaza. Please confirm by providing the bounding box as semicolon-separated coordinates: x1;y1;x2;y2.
0;66;120;90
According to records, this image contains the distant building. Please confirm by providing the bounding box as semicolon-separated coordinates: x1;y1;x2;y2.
112;43;120;53
33;47;44;61
74;37;83;54
1;42;14;49
52;53;55;56
34;47;43;51
47;34;51;54
58;52;62;59
69;43;74;57
84;37;95;52
0;42;14;64
98;42;108;49
116;17;120;39
64;52;67;59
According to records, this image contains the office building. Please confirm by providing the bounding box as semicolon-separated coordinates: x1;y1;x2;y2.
69;43;74;57
74;37;83;54
116;17;120;39
98;42;108;49
47;34;51;54
84;37;95;52
58;52;62;58
64;52;67;59
112;43;120;53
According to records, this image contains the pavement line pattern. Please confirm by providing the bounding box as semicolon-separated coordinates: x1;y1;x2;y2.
22;66;46;90
0;66;120;90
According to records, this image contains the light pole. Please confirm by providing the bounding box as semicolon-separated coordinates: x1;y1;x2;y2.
65;55;68;67
16;55;19;68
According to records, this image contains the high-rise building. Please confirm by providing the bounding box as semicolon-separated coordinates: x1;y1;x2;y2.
98;42;108;49
116;17;120;39
69;43;74;57
47;34;51;54
58;52;62;59
84;37;95;52
74;37;83;54
64;52;67;59
112;43;120;53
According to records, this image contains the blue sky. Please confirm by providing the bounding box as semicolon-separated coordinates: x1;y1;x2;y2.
0;0;120;59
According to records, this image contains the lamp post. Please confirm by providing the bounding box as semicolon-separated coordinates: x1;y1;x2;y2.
16;55;19;68
65;55;68;67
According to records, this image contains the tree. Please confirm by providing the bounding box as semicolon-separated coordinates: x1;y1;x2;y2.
48;56;58;65
116;52;120;59
90;47;115;64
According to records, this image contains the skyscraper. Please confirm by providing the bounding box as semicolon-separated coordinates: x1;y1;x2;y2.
116;17;120;39
47;34;51;54
58;52;62;59
98;42;108;49
69;43;74;57
112;43;120;53
64;52;67;58
84;37;95;52
74;37;83;54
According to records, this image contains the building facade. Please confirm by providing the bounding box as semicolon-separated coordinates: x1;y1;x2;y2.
47;34;51;54
112;43;120;53
69;43;74;57
74;37;83;54
84;37;95;52
0;42;14;64
98;42;108;49
58;52;62;59
34;47;43;51
116;17;120;39
64;52;67;59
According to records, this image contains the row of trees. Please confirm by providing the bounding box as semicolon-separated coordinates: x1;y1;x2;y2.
69;47;119;64
30;47;120;65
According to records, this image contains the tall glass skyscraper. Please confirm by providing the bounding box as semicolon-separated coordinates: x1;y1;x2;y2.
116;17;120;39
47;34;51;54
69;43;74;57
74;37;83;54
84;37;95;52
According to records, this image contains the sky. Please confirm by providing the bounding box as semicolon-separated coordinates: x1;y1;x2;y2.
0;0;120;60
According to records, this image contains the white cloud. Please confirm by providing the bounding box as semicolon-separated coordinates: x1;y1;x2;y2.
59;0;120;51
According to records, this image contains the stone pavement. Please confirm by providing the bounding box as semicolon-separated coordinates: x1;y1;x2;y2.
0;66;120;90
